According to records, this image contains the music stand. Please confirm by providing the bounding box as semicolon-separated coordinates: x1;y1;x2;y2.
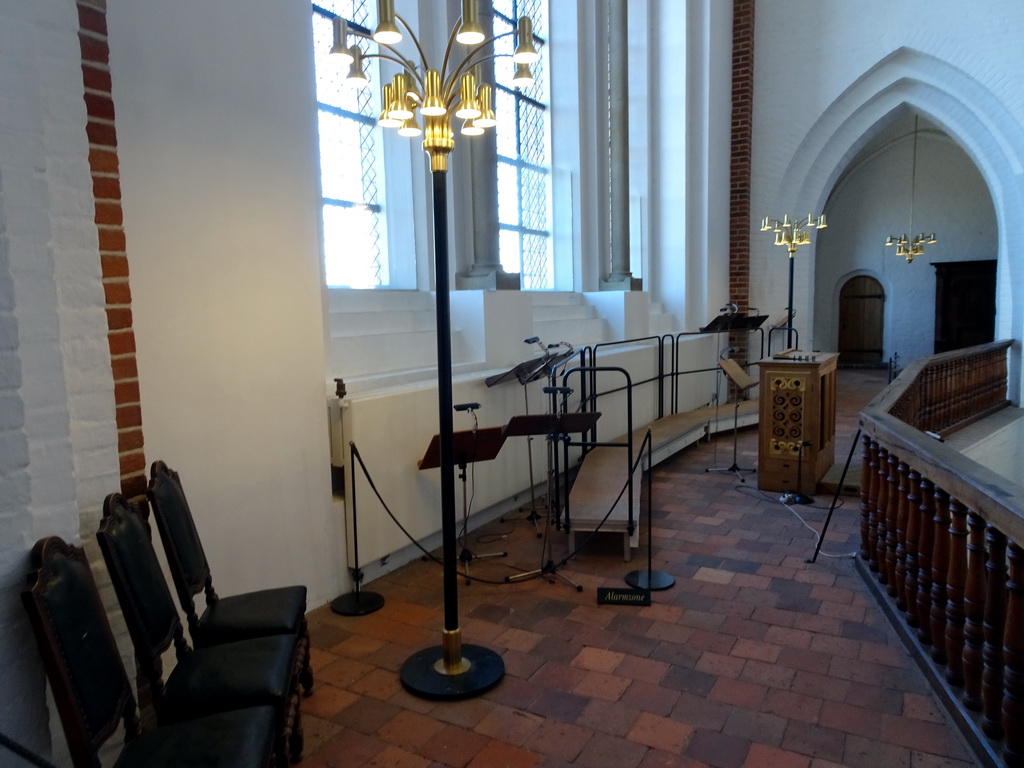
419;426;508;583
699;313;768;333
706;358;757;481
485;347;576;536
503;410;601;590
483;355;549;388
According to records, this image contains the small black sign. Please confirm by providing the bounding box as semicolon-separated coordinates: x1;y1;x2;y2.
596;587;651;606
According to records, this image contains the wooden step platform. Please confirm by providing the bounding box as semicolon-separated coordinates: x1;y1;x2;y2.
566;399;759;560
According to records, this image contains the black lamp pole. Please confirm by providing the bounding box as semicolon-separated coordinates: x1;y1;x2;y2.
398;166;505;700
787;253;795;349
337;0;537;700
431;170;459;633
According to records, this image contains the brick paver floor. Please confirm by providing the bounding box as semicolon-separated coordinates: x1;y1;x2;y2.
300;369;979;768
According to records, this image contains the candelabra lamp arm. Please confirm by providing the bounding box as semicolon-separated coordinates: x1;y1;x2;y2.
357;50;423;81
346;26;423;80
439;18;467;85
394;13;431;73
444;31;519;92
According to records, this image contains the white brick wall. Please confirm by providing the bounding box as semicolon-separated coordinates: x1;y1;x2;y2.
0;0;121;763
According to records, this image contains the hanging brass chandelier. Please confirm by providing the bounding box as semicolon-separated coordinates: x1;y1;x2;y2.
885;116;937;263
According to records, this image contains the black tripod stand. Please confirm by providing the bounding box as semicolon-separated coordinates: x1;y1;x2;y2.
706;358;757;481
502;401;600;592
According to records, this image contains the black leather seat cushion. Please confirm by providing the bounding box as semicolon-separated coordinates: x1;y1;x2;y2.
161;634;298;723
115;706;276;768
195;585;307;646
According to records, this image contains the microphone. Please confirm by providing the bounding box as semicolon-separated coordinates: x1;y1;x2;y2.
543;386;573;395
453;402;480;412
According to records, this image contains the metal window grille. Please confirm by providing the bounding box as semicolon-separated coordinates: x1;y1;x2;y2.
312;2;387;288
494;0;552;290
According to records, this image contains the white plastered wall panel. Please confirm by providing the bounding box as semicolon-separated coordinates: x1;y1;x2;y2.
106;0;340;607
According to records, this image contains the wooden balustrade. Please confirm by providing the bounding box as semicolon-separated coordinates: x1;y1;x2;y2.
859;340;1023;765
886;341;1011;435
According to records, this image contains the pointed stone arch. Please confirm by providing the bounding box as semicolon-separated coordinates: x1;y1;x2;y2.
769;47;1024;398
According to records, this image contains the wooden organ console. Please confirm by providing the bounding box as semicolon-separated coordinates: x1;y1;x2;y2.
757;352;838;497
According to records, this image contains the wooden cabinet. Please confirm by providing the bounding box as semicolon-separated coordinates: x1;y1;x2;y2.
757;353;838;497
933;260;995;354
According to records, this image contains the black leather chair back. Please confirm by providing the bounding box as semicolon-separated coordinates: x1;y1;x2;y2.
98;493;187;669
147;460;213;618
22;537;142;767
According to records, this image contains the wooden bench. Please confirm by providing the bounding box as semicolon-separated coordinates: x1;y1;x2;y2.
566;400;759;560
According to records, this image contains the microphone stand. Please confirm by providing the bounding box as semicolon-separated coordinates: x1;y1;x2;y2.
789;441;814;505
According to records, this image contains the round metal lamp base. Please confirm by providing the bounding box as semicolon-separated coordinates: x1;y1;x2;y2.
330;591;385;617
400;644;505;699
624;570;675;591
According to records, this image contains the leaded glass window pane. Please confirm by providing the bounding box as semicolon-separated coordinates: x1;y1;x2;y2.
494;0;551;290
312;2;389;288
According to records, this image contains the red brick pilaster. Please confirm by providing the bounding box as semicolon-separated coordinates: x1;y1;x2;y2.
78;0;147;499
730;0;755;358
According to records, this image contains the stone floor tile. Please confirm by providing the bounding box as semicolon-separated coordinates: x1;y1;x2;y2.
474;704;544;747
522;718;595;763
574;732;648;768
741;743;811;768
627;710;694;753
780;721;847;763
417;724;490;767
304;683;361;719
376;709;448;750
683;728;752;768
465;740;540;768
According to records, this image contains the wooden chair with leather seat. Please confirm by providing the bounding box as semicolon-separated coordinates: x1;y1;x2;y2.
22;535;279;768
97;493;303;767
146;459;314;695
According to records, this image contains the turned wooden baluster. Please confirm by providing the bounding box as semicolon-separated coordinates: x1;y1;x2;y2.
930;487;951;664
875;446;890;581
983;526;1007;738
859;434;873;562
903;468;921;626
866;440;881;572
1003;541;1024;766
884;452;900;596
894;461;911;611
945;498;968;686
962;511;987;710
945;359;959;427
916;477;935;644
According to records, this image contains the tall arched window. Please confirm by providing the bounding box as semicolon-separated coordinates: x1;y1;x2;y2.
312;2;417;289
493;0;552;289
312;3;388;288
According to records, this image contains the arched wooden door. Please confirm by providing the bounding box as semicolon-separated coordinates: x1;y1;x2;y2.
838;276;884;364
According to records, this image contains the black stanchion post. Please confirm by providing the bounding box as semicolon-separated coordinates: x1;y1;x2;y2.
331;442;385;616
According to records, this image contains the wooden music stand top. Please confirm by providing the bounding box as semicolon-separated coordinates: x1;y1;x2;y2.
718;358;757;393
417;426;506;470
